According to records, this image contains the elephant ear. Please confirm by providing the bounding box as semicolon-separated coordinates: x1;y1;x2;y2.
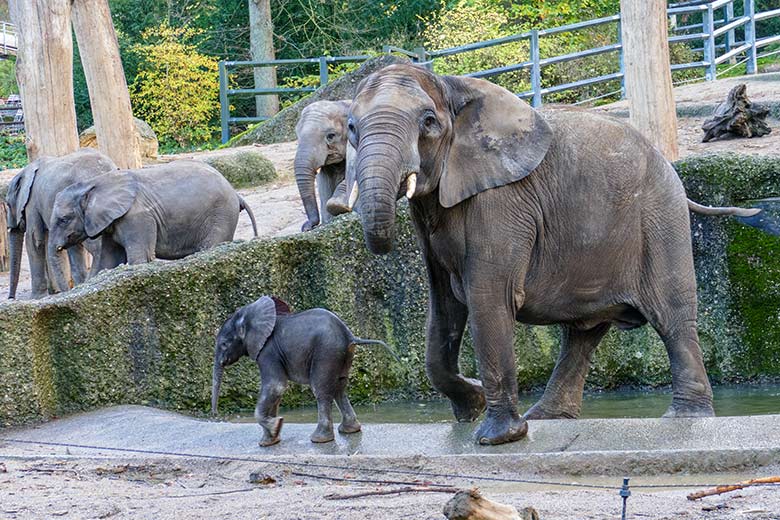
5;161;40;229
83;173;139;238
240;296;277;361
438;75;553;208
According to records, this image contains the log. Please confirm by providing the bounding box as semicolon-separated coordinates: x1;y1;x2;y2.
443;489;540;520
702;84;772;143
619;0;679;161
687;476;780;500
9;0;79;160
72;0;142;169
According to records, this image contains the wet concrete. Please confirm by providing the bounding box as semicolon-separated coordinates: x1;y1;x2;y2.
2;406;779;475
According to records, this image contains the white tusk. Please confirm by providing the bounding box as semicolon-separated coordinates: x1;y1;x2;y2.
406;173;417;199
348;182;359;210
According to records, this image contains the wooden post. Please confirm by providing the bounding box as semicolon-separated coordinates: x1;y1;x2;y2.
72;0;142;169
619;0;679;161
249;0;278;119
9;0;79;160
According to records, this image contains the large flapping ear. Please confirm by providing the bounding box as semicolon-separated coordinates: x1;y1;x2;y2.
242;296;277;361
83;173;139;238
6;161;41;229
271;296;292;316
438;75;553;208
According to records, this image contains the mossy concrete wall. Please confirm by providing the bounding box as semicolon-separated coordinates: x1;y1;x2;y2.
1;154;779;427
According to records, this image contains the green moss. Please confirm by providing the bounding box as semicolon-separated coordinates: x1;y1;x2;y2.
204;151;277;189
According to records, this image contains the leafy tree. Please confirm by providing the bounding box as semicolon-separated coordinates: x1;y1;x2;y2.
0;57;17;98
129;23;220;146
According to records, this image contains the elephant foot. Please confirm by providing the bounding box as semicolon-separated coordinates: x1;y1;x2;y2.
326;196;350;216
663;399;715;419
310;425;335;443
523;400;579;421
449;377;487;423
475;409;528;446
258;417;284;447
338;419;362;434
301;220;319;232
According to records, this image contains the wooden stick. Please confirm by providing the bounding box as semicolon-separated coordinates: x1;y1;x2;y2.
325;486;461;500
687;476;780;500
291;470;451;488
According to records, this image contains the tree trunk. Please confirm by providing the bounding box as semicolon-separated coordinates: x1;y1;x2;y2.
9;0;79;160
72;0;142;169
620;0;679;161
249;0;278;119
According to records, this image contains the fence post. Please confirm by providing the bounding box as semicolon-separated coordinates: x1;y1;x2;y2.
318;56;329;87
530;29;542;107
703;6;717;81
219;61;230;144
617;17;626;99
725;2;735;60
744;0;758;74
413;47;431;70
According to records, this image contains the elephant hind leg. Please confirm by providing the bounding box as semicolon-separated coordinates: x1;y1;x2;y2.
335;378;361;434
524;323;610;420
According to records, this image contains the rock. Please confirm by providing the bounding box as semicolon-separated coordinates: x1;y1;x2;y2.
229;55;411;146
443;489;539;520
79;117;159;160
203;150;277;189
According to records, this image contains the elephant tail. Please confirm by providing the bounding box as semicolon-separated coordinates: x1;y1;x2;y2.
351;337;401;363
238;195;258;237
687;198;761;218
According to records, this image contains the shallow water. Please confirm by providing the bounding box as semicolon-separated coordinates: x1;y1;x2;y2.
267;384;780;424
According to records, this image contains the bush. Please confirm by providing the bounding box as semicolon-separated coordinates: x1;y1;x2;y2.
129;23;220;148
204;151;277;189
0;134;27;171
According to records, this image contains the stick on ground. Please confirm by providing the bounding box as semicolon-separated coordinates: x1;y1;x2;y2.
687;476;780;500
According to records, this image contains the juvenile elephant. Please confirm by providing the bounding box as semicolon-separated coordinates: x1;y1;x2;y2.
347;64;762;445
295;100;356;231
5;148;117;299
211;296;392;446
48;161;258;274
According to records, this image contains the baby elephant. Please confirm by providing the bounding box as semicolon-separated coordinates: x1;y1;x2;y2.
49;161;257;272
211;296;392;446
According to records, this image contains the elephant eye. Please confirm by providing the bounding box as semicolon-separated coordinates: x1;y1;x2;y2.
421;111;439;134
347;120;359;148
326;132;336;141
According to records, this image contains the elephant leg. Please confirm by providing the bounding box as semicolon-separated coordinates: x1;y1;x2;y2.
317;171;342;225
255;377;287;447
97;236;127;272
335;378;361;434
325;179;350;216
524;323;611;420
85;239;102;278
26;231;49;299
67;243;90;285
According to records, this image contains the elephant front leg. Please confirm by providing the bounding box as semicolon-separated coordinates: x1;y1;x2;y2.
27;232;50;298
524;323;611;420
325;179;350;216
255;380;286;447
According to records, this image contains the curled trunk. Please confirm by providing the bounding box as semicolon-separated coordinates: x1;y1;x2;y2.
211;360;223;414
7;229;24;299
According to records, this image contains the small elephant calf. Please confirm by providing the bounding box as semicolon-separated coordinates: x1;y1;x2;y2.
211;296;393;446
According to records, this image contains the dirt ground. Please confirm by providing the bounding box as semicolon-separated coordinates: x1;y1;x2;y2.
1;456;779;520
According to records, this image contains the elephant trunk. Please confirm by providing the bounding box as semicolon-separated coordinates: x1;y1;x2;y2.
47;239;72;294
211;357;223;415
7;229;24;299
294;141;327;231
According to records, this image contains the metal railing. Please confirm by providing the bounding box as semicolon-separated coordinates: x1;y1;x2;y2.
0;22;17;56
219;0;780;142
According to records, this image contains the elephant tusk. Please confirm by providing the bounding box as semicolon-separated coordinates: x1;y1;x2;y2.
406;173;417;199
348;182;359;210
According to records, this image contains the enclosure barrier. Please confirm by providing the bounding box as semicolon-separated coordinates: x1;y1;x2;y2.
219;0;780;142
0;21;17;57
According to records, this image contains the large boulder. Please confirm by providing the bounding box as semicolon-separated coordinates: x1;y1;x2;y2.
79;117;159;161
203;150;277;189
229;55;411;146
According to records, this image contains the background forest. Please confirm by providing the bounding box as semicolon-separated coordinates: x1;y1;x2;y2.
1;0;779;152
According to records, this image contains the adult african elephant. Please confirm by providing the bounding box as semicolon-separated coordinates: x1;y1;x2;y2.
48;161;258;276
295;100;355;231
347;64;761;445
5;149;117;299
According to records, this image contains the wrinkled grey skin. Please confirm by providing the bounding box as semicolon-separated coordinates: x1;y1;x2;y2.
348;64;762;445
212;298;387;446
48;161;258;273
295;100;354;232
4;148;117;299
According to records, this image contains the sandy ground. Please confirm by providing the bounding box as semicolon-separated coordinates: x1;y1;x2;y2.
1;456;779;519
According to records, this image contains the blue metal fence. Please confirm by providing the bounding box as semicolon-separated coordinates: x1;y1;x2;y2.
219;0;780;143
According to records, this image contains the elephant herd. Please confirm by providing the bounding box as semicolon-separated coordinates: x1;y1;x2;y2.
6;63;771;445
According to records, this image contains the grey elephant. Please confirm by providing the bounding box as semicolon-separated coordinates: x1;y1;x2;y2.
48;160;258;275
5;148;117;299
347;64;762;445
295;100;356;232
211;296;393;446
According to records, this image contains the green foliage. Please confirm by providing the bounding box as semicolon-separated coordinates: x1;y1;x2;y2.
0;58;17;99
0;134;27;170
129;23;220;147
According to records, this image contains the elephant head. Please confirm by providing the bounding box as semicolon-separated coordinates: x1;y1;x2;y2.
211;296;277;414
4;161;40;299
294;100;351;231
348;64;553;254
49;172;138;253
